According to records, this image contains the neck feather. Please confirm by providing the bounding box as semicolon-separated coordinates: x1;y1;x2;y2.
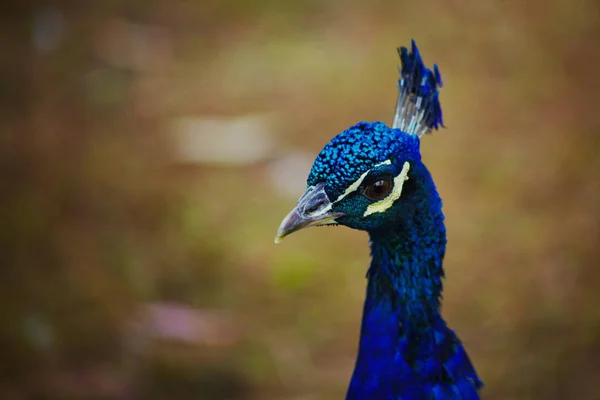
346;205;482;399
367;209;446;322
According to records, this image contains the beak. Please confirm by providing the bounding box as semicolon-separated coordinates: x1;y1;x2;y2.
275;182;344;243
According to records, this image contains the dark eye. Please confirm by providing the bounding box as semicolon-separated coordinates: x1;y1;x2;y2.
363;178;393;200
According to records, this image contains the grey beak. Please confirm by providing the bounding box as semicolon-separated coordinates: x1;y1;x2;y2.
275;183;344;243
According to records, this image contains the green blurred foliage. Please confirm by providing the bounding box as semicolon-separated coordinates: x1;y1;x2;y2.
1;0;600;399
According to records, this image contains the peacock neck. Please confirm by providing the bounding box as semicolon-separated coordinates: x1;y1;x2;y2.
355;210;447;372
360;207;447;355
338;155;483;399
346;205;483;399
366;215;446;324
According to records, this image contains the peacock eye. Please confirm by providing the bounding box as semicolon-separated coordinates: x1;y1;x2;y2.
363;178;393;200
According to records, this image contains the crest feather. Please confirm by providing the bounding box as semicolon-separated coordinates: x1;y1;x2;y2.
392;40;444;137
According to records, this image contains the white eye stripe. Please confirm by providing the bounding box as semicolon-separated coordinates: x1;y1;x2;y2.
374;160;392;167
334;169;370;203
363;161;410;217
333;160;393;204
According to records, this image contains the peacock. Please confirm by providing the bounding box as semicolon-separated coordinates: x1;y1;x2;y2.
275;40;483;399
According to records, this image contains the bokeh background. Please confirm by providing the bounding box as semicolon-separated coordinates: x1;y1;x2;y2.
2;1;600;399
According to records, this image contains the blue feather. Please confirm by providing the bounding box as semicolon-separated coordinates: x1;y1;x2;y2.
393;39;444;136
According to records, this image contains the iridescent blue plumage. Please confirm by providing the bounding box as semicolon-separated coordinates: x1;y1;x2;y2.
393;40;444;136
276;40;482;399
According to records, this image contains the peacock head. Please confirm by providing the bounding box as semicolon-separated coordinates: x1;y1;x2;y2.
275;121;436;242
275;40;444;243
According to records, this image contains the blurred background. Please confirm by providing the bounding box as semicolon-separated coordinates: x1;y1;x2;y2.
2;0;600;399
